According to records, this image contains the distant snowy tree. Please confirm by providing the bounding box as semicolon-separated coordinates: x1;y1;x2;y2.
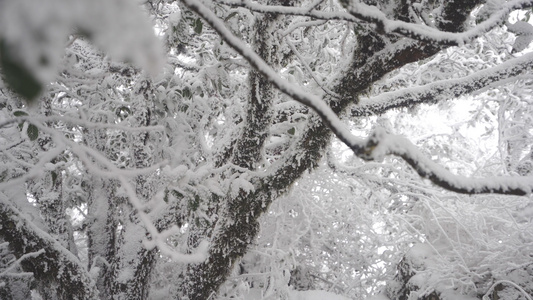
1;0;533;299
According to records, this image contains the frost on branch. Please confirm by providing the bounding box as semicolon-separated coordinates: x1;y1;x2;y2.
359;128;533;195
0;194;98;300
2;0;533;299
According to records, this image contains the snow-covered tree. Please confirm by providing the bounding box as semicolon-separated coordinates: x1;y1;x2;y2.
1;0;533;299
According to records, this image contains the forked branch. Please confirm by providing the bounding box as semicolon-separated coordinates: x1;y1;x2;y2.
183;0;533;196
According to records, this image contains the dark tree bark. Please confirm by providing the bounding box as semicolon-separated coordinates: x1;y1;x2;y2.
0;198;98;300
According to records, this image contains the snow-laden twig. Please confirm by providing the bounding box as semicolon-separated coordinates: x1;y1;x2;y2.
29;121;210;263
0;145;66;190
365;128;533;195
76;159;206;262
216;0;357;22
420;196;469;267
0;140;24;152
340;0;533;45
0;248;45;278
305;0;326;13
219;0;533;46
353;51;533;116
285;38;340;99
482;280;533;300
117;176;209;263
281;19;326;36
0;110;210;265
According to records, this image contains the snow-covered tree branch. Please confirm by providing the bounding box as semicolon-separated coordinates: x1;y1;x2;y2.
0;193;98;299
185;0;533;196
1;0;533;299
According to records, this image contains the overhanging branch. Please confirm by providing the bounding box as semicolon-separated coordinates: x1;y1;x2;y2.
183;0;533;196
361;129;533;196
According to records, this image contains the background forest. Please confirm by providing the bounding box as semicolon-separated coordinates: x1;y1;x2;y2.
1;0;533;299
